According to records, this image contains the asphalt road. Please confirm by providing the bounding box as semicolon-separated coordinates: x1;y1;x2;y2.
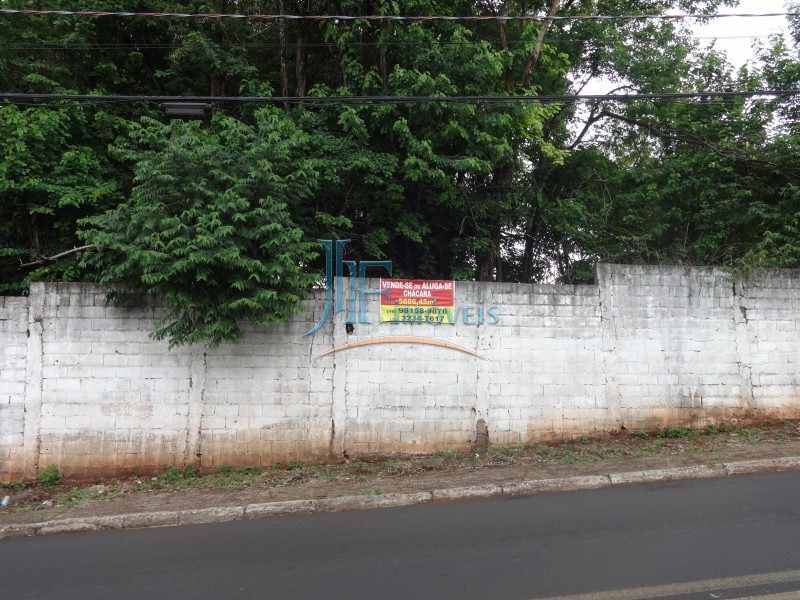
2;471;800;600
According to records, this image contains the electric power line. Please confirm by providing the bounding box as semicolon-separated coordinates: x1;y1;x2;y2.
0;33;781;51
0;8;797;23
0;90;797;107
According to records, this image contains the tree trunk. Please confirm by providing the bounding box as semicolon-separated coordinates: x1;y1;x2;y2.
279;0;290;105
496;0;513;92
521;0;560;89
295;21;309;97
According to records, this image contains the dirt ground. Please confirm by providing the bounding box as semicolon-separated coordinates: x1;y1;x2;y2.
3;419;800;527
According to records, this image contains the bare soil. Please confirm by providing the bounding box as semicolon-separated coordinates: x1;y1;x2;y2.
3;419;800;527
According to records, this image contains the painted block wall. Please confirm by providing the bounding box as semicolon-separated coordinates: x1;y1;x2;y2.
2;265;800;481
740;270;800;409
0;296;29;477
337;282;604;454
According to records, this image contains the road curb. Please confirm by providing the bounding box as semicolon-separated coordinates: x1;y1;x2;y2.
2;456;799;540
608;464;727;485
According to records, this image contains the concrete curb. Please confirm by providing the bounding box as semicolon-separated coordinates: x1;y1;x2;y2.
3;456;800;540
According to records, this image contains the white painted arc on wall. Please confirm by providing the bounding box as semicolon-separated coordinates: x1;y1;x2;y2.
313;336;486;361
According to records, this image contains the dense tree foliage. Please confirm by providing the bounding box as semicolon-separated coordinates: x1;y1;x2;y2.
1;0;798;344
79;109;319;347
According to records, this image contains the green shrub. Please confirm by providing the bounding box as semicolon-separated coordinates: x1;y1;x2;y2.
38;464;61;486
163;465;183;481
656;426;698;439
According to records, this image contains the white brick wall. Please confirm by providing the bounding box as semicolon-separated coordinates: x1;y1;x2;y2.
0;296;29;481
739;271;800;408
596;265;748;430
2;265;800;480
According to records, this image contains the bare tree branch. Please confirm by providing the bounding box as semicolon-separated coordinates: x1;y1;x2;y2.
568;86;636;150
19;245;96;269
596;109;735;157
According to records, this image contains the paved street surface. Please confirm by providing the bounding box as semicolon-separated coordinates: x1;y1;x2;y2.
2;471;800;599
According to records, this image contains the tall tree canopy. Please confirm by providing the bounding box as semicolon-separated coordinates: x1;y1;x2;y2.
1;0;798;344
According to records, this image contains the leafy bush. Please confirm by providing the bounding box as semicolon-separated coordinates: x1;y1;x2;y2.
656;426;698;439
38;464;61;486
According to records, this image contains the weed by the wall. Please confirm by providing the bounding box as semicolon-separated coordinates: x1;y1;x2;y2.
656;426;698;439
38;465;61;487
162;465;182;481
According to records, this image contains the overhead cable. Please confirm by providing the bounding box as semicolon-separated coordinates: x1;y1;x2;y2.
0;33;780;51
0;91;797;106
0;8;797;23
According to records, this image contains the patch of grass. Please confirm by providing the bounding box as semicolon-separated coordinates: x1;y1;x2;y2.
158;464;202;487
381;459;411;475
436;450;457;459
38;464;61;487
288;460;305;470
104;485;123;501
351;460;375;474
62;488;88;508
633;431;648;440
208;465;263;490
486;446;515;464
161;465;183;481
7;481;29;491
314;466;340;481
421;455;445;469
633;441;665;458
534;444;551;455
561;453;579;464
656;426;698;439
361;487;382;496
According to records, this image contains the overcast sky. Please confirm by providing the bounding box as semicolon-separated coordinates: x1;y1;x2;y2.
695;0;791;66
579;1;792;95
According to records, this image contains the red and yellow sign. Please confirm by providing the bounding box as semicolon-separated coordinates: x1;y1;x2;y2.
379;279;456;323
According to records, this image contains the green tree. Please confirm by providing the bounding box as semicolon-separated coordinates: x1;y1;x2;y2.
79;108;320;347
4;0;799;313
0;104;114;294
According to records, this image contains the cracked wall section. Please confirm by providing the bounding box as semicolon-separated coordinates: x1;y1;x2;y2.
738;270;800;412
